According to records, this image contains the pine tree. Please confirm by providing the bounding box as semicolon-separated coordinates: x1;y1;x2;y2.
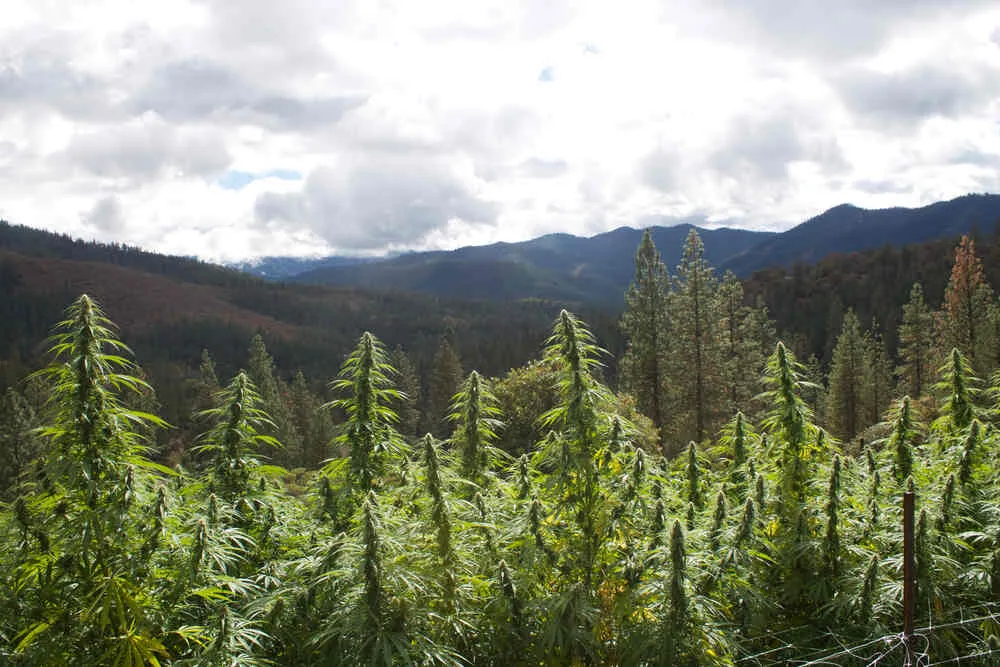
0;386;38;499
666;229;722;447
288;370;333;468
428;336;463;437
390;345;422;438
862;321;893;428
620;229;670;443
199;348;220;392
942;236;994;373
897;283;936;398
247;334;279;408
717;272;771;413
826;310;866;441
246;334;301;465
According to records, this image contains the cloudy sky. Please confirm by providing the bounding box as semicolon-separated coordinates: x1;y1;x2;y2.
2;0;999;261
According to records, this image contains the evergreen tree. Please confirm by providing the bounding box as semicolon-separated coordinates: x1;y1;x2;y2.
717;272;772;414
390;345;422;438
942;236;994;373
666;229;723;447
288;370;333;468
897;283;936;398
428;336;463;437
247;334;279;408
862;321;893;428
199;348;220;393
0;386;38;499
827;310;866;441
620;229;670;445
246;334;301;465
187;348;222;423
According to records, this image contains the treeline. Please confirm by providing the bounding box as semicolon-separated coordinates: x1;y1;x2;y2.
619;230;775;454
0;218;257;289
744;229;1000;363
621;229;1000;452
3;293;1000;664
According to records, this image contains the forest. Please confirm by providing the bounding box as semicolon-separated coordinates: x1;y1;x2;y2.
3;229;1000;664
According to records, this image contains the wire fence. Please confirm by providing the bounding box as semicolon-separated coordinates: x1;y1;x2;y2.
735;602;1000;666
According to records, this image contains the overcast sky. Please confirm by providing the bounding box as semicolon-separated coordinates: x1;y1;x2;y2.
1;0;999;260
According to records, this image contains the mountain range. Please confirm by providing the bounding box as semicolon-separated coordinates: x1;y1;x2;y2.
4;192;1000;419
238;193;1000;303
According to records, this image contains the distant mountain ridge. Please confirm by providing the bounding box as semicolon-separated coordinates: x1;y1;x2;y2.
721;193;1000;275
238;193;1000;303
230;255;377;279
286;225;774;304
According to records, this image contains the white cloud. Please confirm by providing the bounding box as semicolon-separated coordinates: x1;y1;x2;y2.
0;0;999;259
63;113;232;180
83;195;126;233
254;155;497;250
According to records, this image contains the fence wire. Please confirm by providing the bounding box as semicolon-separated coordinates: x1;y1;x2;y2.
735;601;1000;666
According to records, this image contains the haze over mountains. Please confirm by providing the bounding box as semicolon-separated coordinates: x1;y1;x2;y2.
237;193;1000;304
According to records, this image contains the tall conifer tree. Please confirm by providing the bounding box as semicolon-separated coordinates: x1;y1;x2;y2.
827;310;866;441
897;283;936;398
666;229;722;447
246;334;300;464
390;345;422;438
718;272;772;413
620;229;670;446
862;321;893;428
942;236;994;373
428;336;463;437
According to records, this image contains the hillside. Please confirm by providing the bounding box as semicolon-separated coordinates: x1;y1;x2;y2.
722;193;1000;275
285;224;772;303
0;221;622;421
4;192;999;409
744;230;1000;364
231;254;376;279
235;193;1000;304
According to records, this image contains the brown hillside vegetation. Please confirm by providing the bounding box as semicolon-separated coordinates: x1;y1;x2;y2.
1;250;301;338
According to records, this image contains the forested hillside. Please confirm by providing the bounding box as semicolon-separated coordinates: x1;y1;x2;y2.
0;219;622;448
285;224;771;304
722;192;1000;275
744;229;1000;364
238;193;1000;305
